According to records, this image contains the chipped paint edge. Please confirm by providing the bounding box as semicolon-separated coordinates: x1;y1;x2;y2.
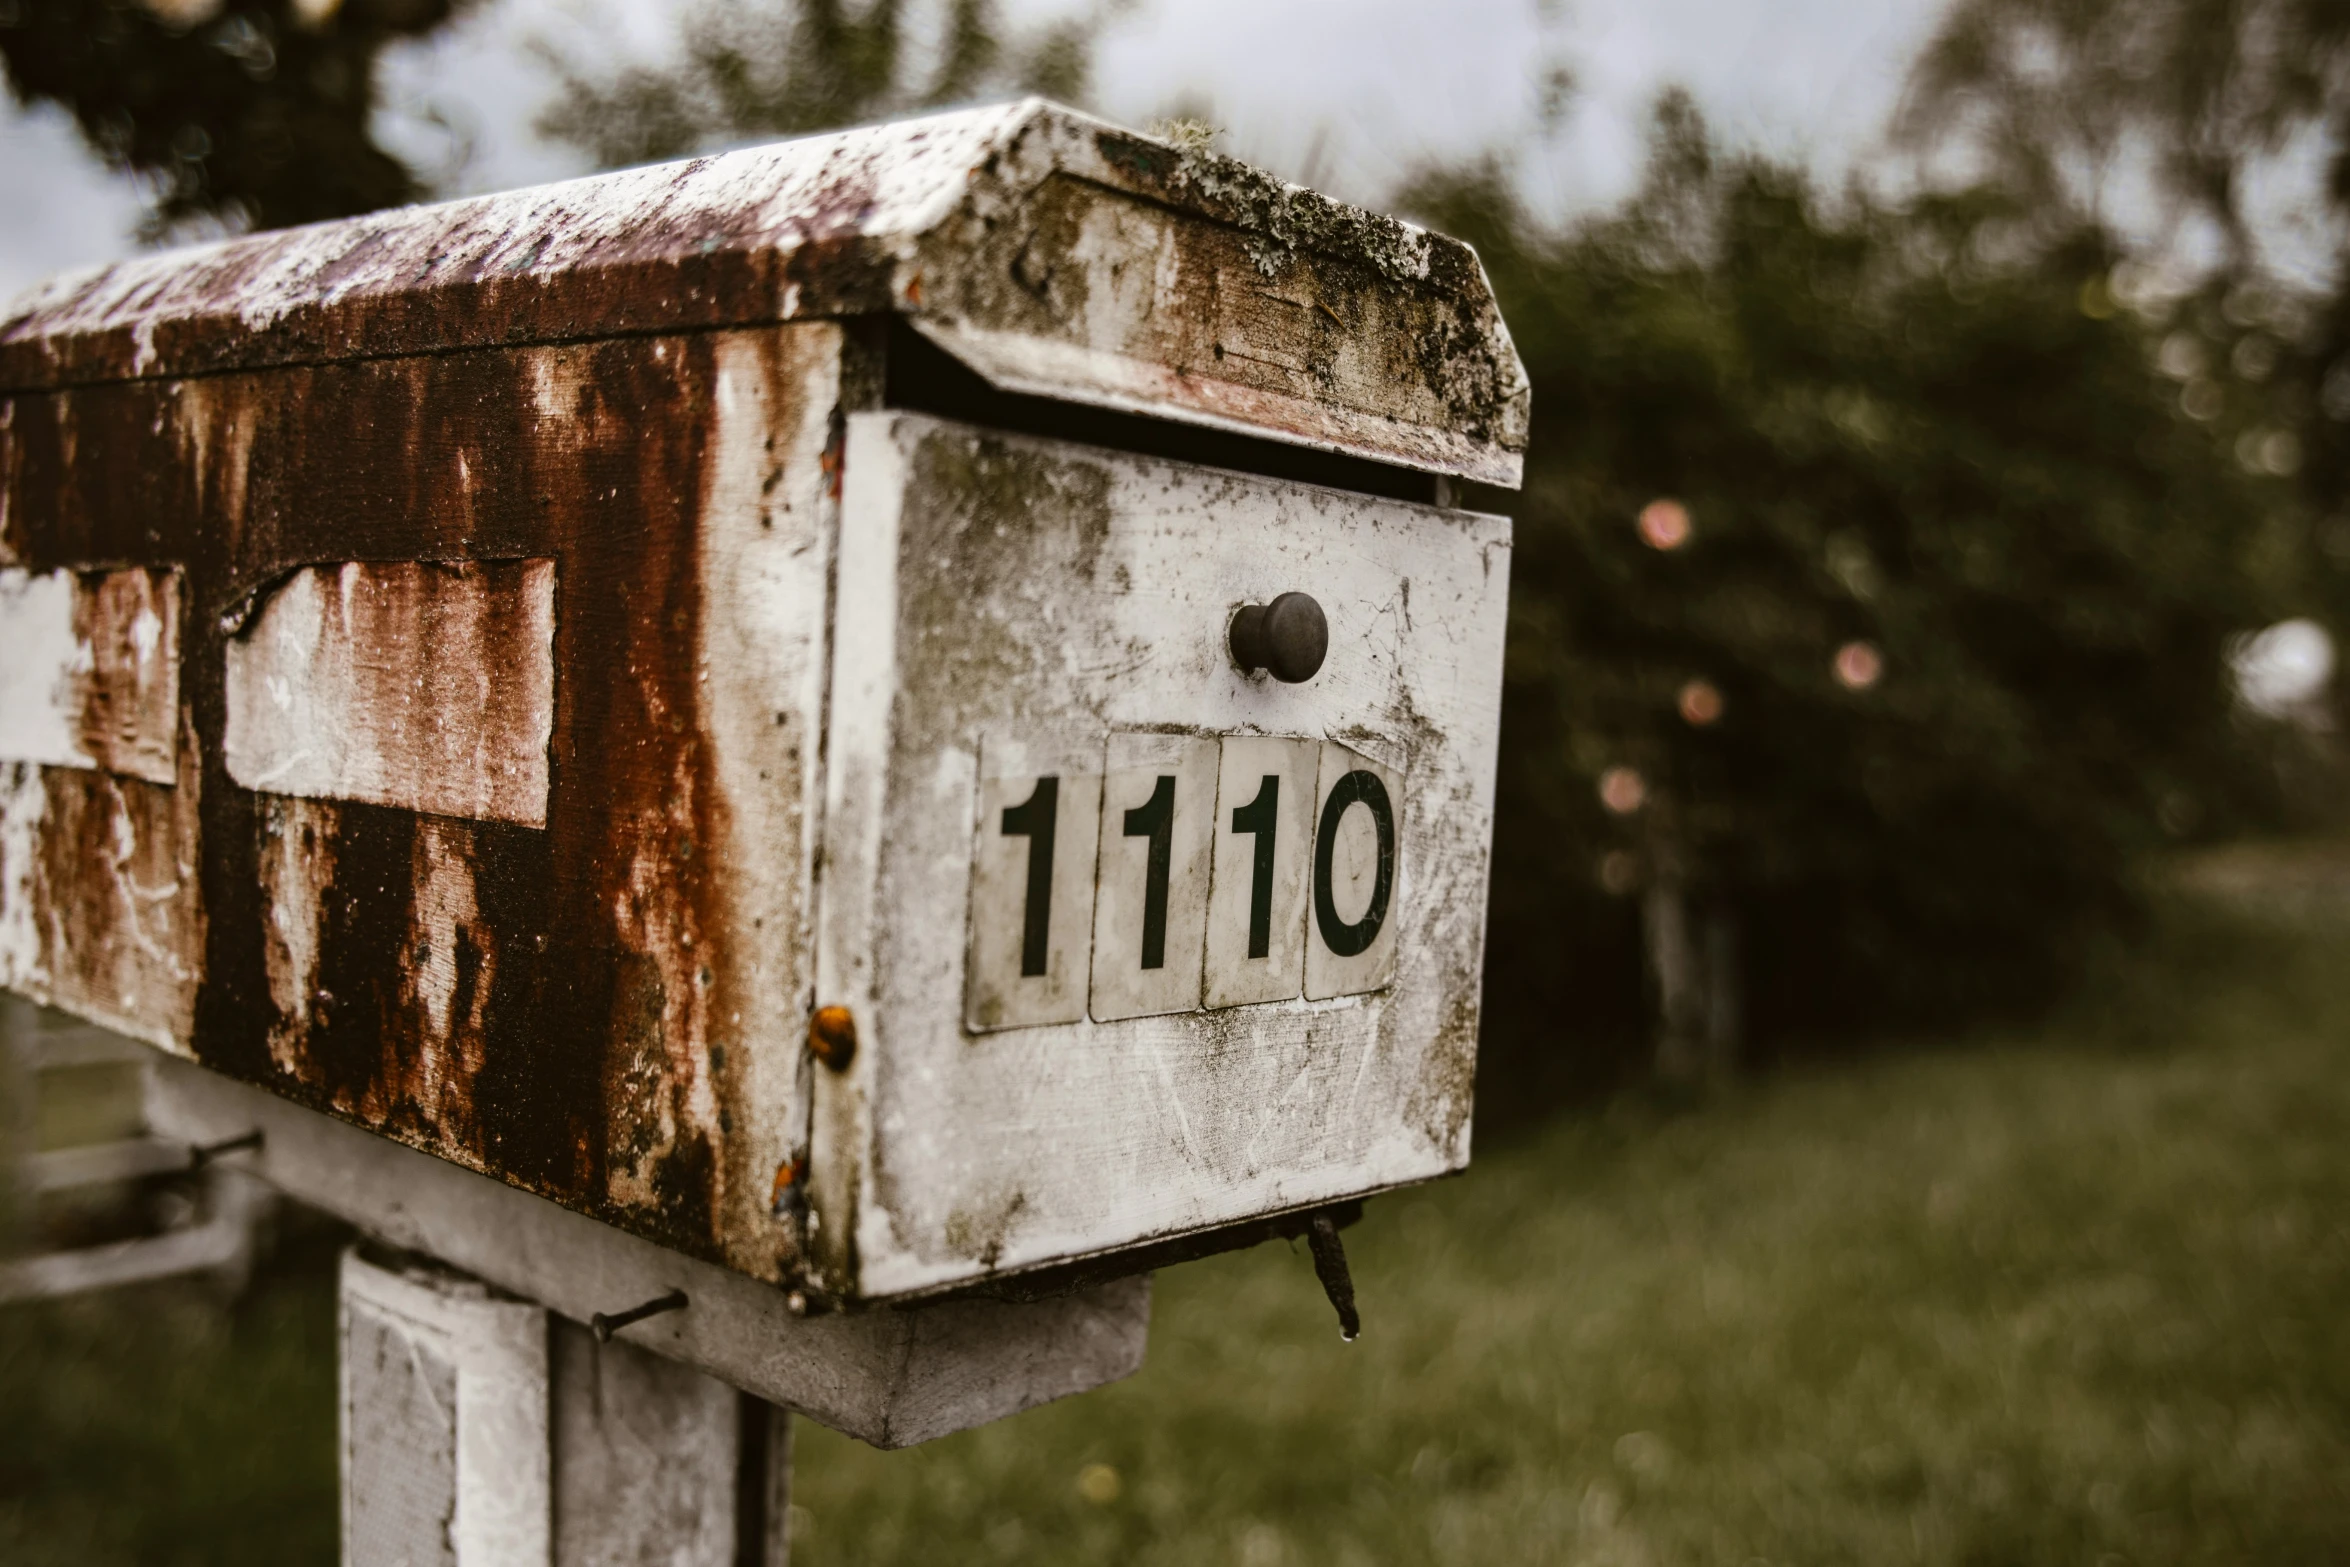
909;318;1526;486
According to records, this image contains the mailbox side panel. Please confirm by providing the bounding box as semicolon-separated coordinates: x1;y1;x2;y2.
812;413;1510;1300
0;326;842;1281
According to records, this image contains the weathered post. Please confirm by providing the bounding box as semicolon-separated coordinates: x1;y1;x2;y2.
0;100;1528;1559
339;1245;792;1565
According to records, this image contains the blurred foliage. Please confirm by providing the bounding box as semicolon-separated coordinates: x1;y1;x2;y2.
19;870;2348;1563
1903;0;2350;263
0;0;467;237
0;1209;346;1566
535;0;1122;171
1406;96;2285;1109
1902;0;2350;645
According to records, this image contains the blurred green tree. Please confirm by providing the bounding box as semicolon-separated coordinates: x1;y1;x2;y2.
1902;0;2346;266
535;0;1119;171
1407;96;2281;1105
1900;0;2350;677
0;0;468;236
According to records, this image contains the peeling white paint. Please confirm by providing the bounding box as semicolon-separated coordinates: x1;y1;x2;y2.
0;762;49;997
0;569;82;769
0;567;180;784
3;106;1525;1310
694;327;841;1256
259;797;328;1077
225;560;557;827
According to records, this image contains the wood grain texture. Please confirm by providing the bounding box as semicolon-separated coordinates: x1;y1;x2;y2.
1;325;844;1285
0;566;199;1049
0;761;203;1053
0;104;1530;1323
340;1250;552;1567
0;102;1528;1322
0;566;180;784
225;559;556;826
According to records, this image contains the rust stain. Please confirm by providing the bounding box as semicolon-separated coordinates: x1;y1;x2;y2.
0;324;837;1279
256;797;503;1155
71;568;181;785
0;566;181;784
807;1005;856;1070
224;558;557;826
0;106;1016;392
769;1154;807;1218
0;567;201;1047
13;762;203;1047
0;103;1526;485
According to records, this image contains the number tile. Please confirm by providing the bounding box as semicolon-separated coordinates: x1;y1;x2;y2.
1305;742;1404;1000
1202;736;1319;1008
1088;733;1218;1022
965;732;1104;1032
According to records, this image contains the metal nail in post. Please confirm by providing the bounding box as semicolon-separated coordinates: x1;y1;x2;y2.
1229;592;1330;683
591;1288;688;1342
187;1129;264;1167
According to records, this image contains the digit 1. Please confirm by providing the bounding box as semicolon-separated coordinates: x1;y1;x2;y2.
1000;776;1058;977
1123;774;1176;970
1229;774;1280;959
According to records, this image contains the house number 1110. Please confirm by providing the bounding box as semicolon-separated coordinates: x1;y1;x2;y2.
964;734;1404;1032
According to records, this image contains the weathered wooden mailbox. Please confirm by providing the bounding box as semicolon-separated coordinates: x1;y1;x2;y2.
0;99;1525;1446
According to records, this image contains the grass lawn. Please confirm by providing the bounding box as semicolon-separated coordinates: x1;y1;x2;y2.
6;870;2349;1564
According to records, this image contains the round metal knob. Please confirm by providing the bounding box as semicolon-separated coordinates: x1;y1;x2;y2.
1229;592;1329;683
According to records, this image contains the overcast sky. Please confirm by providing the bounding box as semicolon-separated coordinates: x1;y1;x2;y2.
0;0;1953;305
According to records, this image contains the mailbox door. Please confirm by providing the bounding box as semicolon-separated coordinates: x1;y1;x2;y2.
811;412;1511;1300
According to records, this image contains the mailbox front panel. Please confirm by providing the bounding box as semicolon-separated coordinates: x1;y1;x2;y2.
811;413;1511;1299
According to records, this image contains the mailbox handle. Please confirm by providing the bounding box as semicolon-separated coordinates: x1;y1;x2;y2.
1229;593;1329;683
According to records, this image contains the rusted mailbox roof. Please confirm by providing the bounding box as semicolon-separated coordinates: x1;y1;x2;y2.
0;98;1529;485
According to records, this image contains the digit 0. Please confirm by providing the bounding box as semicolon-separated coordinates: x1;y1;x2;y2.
1313;770;1394;958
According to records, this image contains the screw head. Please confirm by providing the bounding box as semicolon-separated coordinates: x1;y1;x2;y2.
769;1158;808;1219
808;1005;857;1070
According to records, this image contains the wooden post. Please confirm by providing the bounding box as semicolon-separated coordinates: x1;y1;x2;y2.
1643;841;1742;1084
341;1247;791;1567
1643;847;1713;1083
